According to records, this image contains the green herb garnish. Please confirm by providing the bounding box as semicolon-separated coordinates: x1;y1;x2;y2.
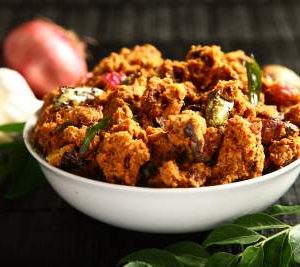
0;122;45;199
119;205;300;267
0;122;25;133
79;117;110;154
246;57;262;106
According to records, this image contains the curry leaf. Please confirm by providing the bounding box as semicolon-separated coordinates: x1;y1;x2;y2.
80;117;110;154
238;246;264;267
267;205;300;216
246;58;261;106
124;262;153;267
263;232;291;267
119;249;182;267
203;224;263;247
175;255;207;267
166;241;209;258
0;122;25;133
205;252;239;267
3;140;45;199
234;213;288;231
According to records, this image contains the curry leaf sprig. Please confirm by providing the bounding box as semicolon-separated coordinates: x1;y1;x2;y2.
246;57;262;106
119;205;300;267
79;117;110;154
0;122;45;199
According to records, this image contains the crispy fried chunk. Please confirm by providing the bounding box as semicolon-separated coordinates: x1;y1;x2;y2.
92;44;163;75
269;136;300;167
141;77;187;122
211;116;264;185
96;132;150;185
163;110;207;161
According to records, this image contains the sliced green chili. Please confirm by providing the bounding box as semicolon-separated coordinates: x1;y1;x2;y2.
206;93;234;127
79;117;110;154
246;58;262;106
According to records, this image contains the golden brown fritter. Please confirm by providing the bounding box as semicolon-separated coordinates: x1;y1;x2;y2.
211;116;264;185
96;131;150;185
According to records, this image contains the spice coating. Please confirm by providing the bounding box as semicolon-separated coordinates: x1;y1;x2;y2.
32;44;300;187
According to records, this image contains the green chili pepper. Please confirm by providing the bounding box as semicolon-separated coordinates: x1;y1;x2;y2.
79;117;110;154
246;58;262;106
206;93;234;127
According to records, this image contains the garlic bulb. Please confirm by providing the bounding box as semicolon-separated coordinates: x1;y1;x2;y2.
0;68;42;124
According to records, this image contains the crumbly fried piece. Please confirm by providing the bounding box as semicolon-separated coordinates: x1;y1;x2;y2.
284;104;300;127
209;80;256;120
164;110;207;161
61;126;89;147
268;136;300;167
182;162;211;187
112;77;148;109
159;59;190;82
186;45;237;91
141;77;187;122
57;106;103;126
224;50;250;92
146;126;177;165
146;111;206;164
149;160;211;188
33;105;103;155
201;127;223;163
96;131;150;185
92;44;163;76
111;118;147;142
255;103;281;119
211;116;264;185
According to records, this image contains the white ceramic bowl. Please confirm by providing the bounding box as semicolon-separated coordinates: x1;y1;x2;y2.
24;113;300;233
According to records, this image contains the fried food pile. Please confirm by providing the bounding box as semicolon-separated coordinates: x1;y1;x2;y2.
32;44;300;187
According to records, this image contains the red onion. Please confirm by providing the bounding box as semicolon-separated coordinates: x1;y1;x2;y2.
262;65;300;106
102;71;126;89
3;19;88;98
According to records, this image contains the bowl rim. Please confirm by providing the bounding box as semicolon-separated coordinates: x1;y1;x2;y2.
24;112;300;194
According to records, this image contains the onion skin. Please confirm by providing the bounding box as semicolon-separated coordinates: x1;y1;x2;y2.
262;65;300;106
3;19;88;98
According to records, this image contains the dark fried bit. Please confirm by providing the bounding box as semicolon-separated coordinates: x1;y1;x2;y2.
96;132;150;186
